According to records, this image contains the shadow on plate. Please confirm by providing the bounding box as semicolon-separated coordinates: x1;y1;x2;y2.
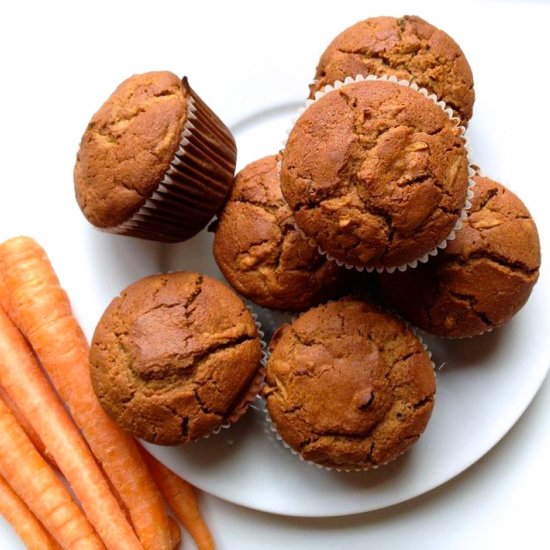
170;405;264;469
423;324;506;372
85;227;164;283
322;451;412;490
159;229;220;275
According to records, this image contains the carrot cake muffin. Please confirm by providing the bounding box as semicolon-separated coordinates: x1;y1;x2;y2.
75;71;236;242
280;80;470;271
311;15;474;124
213;155;351;311
90;272;263;445
379;176;541;337
263;298;435;470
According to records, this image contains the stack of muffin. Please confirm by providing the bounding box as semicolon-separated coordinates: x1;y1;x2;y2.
75;16;541;471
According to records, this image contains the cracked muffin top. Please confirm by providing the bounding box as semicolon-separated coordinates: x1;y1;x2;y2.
310;15;475;124
379;176;541;337
75;71;189;228
280;80;469;270
213;155;350;311
90;272;263;445
263;298;435;470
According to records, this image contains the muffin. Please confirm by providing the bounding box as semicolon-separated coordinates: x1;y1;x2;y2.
281;79;470;271
89;272;263;445
74;71;236;242
263;298;436;470
213;155;351;311
310;15;474;124
379;176;541;337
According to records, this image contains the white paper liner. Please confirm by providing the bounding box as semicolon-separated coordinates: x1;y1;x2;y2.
446;326;495;340
261;303;436;472
107;81;236;242
279;74;476;273
243;301;295;344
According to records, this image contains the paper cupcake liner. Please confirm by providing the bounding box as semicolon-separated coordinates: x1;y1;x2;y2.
204;309;268;438
279;74;476;273
109;77;237;242
242;300;296;344
261;304;436;472
447;323;495;340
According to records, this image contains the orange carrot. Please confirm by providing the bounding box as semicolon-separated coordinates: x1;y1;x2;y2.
0;236;171;550
0;398;104;549
0;306;140;550
0;385;57;470
167;516;182;550
1;381;132;536
141;450;215;550
0;474;61;550
0;391;132;547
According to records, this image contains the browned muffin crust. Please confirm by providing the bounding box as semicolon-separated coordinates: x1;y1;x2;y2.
75;71;188;228
379;176;541;337
213;155;350;311
90;272;263;445
281;80;469;269
311;15;475;123
263;298;435;470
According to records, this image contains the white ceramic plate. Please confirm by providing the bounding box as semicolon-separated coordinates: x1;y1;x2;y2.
142;104;550;517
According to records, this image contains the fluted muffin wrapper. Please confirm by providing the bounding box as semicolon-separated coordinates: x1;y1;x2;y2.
279;74;476;273
109;77;237;242
204;310;268;438
247;305;295;341
262;309;436;472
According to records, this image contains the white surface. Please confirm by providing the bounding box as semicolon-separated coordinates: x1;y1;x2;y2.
0;0;549;547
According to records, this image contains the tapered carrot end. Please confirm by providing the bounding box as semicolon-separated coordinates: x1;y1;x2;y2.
167;516;182;549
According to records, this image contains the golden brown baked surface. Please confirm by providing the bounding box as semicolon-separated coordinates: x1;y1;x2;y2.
213;155;350;311
379;176;541;337
263;298;435;470
281;80;469;269
311;15;474;123
75;71;188;228
90;272;262;445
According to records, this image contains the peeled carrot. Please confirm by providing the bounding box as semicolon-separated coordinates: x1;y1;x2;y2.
0;474;61;550
0;236;171;550
0;398;104;549
167;516;182;550
0;385;57;470
0;306;139;550
141;450;215;550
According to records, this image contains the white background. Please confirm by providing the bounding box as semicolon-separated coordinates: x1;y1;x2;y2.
0;0;549;548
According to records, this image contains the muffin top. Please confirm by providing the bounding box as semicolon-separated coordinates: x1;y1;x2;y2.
379;176;541;337
311;15;475;123
263;298;435;470
281;80;469;270
75;71;189;228
213;155;349;311
90;272;262;445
